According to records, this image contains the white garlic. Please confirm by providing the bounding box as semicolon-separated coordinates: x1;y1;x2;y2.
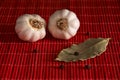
15;14;46;42
48;9;80;40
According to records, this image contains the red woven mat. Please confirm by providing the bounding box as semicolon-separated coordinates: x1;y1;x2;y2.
0;0;120;80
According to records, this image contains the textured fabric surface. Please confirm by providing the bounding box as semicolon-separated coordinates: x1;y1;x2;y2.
0;0;120;80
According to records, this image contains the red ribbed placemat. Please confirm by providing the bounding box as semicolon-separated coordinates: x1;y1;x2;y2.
0;0;120;80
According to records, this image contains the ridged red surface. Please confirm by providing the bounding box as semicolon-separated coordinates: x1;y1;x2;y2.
0;0;120;80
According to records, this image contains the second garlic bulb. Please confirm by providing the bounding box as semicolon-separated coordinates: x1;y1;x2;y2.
15;14;46;42
48;9;80;40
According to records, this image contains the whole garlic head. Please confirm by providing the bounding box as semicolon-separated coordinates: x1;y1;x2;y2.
48;9;80;40
15;14;46;42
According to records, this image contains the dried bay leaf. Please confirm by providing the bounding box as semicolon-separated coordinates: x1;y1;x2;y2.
55;38;111;62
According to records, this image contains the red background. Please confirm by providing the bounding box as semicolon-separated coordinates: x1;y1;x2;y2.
0;0;120;79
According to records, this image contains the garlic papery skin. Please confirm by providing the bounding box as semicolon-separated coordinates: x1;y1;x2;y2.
15;14;46;42
48;9;80;40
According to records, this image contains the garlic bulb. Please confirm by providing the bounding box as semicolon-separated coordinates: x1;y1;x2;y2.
15;14;46;42
48;9;80;40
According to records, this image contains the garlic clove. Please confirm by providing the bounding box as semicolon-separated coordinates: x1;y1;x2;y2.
66;12;77;21
49;11;64;30
68;18;80;30
18;28;33;41
61;9;70;18
67;26;77;37
15;14;46;42
32;28;46;41
52;30;65;39
30;32;41;42
15;21;28;33
38;28;46;39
